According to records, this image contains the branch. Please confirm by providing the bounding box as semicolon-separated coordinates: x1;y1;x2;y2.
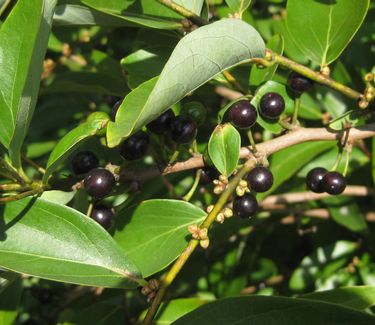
155;0;208;26
142;158;257;324
261;186;374;208
121;124;375;181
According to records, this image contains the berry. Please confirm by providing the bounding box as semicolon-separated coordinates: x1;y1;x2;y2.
228;100;257;129
199;166;219;185
182;101;207;126
247;166;273;193
84;168;115;198
306;167;328;193
147;109;175;134
170;116;197;144
259;92;285;119
111;99;123;121
91;205;115;230
233;193;258;218
119;131;149;160
72;151;99;175
288;72;314;94
321;171;347;195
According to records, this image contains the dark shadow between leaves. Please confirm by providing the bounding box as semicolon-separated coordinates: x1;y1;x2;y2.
314;0;337;4
0;197;37;241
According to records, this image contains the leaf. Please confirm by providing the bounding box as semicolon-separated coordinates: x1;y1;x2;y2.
43;117;109;183
53;4;183;29
121;46;172;89
249;34;284;89
0;0;57;168
81;0;135;13
0;197;141;288
173;295;375;325
258;141;335;200
301;286;375;311
140;298;212;324
324;197;368;234
289;241;357;291
328;110;365;131
286;0;370;65
175;0;205;15
107;18;265;147
208;124;241;177
0;273;22;325
114;200;206;277
225;0;252;15
299;93;323;121
250;81;294;134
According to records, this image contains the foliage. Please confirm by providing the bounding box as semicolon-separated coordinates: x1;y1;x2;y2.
0;0;375;324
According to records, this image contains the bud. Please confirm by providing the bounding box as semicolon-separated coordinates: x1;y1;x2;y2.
236;186;245;196
206;205;214;213
223;208;233;218
148;279;160;291
141;286;152;296
216;213;225;223
199;228;208;240
200;239;210;249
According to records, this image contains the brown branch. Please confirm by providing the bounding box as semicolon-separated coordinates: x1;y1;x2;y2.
121;124;375;182
261;186;375;208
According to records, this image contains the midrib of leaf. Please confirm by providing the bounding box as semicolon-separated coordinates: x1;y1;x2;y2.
126;215;206;254
322;3;334;66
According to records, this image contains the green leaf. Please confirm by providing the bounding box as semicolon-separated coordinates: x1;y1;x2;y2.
249;34;284;89
299;93;323;121
289;241;357;291
121;46;172;89
0;0;57;167
0;273;22;325
0;197;141;288
114;200;206;277
301;286;375;311
140;298;212;324
174;0;205;15
225;0;252;15
286;0;370;65
53;4;183;29
43;117;109;183
328;110;365;131
81;0;135;13
107;18;265;147
324;197;369;234
173;295;375;325
250;81;294;134
258;141;334;200
208;124;241;177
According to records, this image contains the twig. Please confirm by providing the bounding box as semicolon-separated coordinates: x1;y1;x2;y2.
22;155;46;174
155;0;208;26
142;158;257;324
183;169;202;201
0;188;44;204
121;124;375;182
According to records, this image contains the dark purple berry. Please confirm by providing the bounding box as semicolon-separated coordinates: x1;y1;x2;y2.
306;167;328;193
119;131;149;160
111;99;123;121
233;194;258;219
84;168;115;198
170;116;197;144
199;166;219;185
147;109;175;134
321;171;347;195
288;72;314;95
72;151;99;175
259;92;285;119
91;205;115;230
247;166;273;193
228;100;257;129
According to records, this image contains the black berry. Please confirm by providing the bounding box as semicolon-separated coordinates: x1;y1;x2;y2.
306;167;328;193
259;92;285;119
84;168;115;198
91;205;115;230
321;171;347;195
119;131;149;160
233;194;258;219
111;99;123;121
199;166;219;185
170;116;197;144
228;100;257;129
288;72;314;95
147;109;175;134
72;151;99;175
247;166;273;193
